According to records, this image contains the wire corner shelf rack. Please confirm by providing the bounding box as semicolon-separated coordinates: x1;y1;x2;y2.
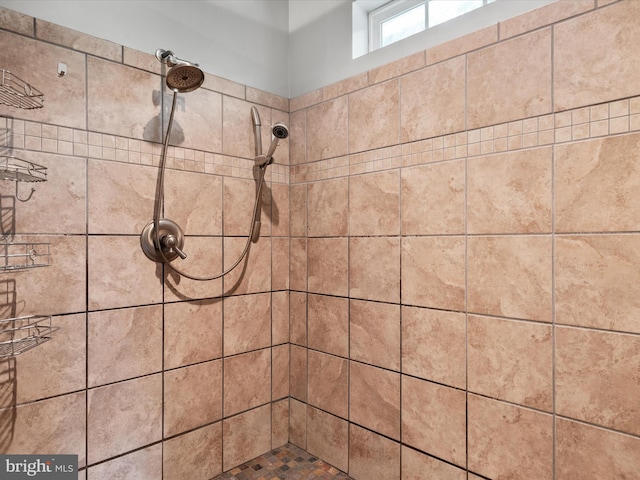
0;155;47;202
0;315;57;358
0;66;53;355
0;69;44;110
0;241;51;271
0;155;47;183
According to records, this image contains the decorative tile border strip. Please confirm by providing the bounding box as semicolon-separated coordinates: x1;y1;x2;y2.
2;93;639;187
0;117;289;185
291;95;640;184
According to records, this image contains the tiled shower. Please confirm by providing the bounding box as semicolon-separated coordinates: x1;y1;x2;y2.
0;0;639;479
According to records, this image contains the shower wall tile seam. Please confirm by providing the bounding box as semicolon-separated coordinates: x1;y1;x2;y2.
24;294;640;340
287;286;640;333
551;112;558;480
82;417;230;471
553;414;640;441
289;296;640;337
308;384;556;428
217;400;277;424
82;437;166;471
0;388;87;413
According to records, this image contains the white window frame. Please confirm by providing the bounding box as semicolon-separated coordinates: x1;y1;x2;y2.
369;0;425;52
368;0;495;53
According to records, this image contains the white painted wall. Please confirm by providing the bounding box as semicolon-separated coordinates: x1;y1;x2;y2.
0;0;554;98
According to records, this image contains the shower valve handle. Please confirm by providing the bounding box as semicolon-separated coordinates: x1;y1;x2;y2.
162;234;187;259
141;218;187;263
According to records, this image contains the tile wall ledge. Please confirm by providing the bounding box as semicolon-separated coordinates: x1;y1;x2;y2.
0;116;289;185
292;95;640;184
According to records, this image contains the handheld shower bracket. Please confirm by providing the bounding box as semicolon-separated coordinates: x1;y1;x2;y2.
254;154;272;167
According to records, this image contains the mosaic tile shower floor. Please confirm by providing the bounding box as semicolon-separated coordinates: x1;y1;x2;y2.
212;444;354;480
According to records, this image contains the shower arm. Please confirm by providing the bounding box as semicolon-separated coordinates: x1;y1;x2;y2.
150;91;267;282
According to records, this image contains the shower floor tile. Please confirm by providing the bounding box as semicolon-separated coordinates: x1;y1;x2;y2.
212;443;354;480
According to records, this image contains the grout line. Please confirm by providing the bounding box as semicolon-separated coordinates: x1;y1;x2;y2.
345;168;352;475
464;134;470;477
83;52;90;474
551;25;556;480
551;110;557;480
220;177;226;473
397;147;403;480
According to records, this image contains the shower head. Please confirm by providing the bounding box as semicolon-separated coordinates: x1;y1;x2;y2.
156;48;204;93
166;64;204;93
272;122;289;140
264;122;289;162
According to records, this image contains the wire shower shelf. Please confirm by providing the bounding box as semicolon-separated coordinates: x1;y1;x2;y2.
0;315;57;358
0;156;47;183
0;242;51;271
0;69;44;110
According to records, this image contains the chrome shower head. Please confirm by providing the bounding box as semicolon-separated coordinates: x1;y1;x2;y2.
264;122;289;162
166;64;204;93
156;48;204;93
272;122;289;139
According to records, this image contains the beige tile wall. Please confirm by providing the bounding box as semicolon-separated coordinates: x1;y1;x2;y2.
289;0;640;479
0;6;290;479
2;0;640;479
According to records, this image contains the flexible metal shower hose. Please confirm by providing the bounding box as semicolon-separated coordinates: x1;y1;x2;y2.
153;91;266;281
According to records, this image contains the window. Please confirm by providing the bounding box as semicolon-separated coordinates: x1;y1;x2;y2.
371;0;425;49
366;0;495;53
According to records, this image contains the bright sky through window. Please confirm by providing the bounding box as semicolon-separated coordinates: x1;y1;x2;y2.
428;0;487;28
373;0;496;52
354;0;547;59
381;3;425;47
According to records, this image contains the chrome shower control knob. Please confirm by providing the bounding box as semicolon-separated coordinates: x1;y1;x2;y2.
140;218;186;263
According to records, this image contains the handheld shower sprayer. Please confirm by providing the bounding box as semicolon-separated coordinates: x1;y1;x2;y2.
250;106;289;166
253;121;289;167
249;109;289;243
264;123;289;162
